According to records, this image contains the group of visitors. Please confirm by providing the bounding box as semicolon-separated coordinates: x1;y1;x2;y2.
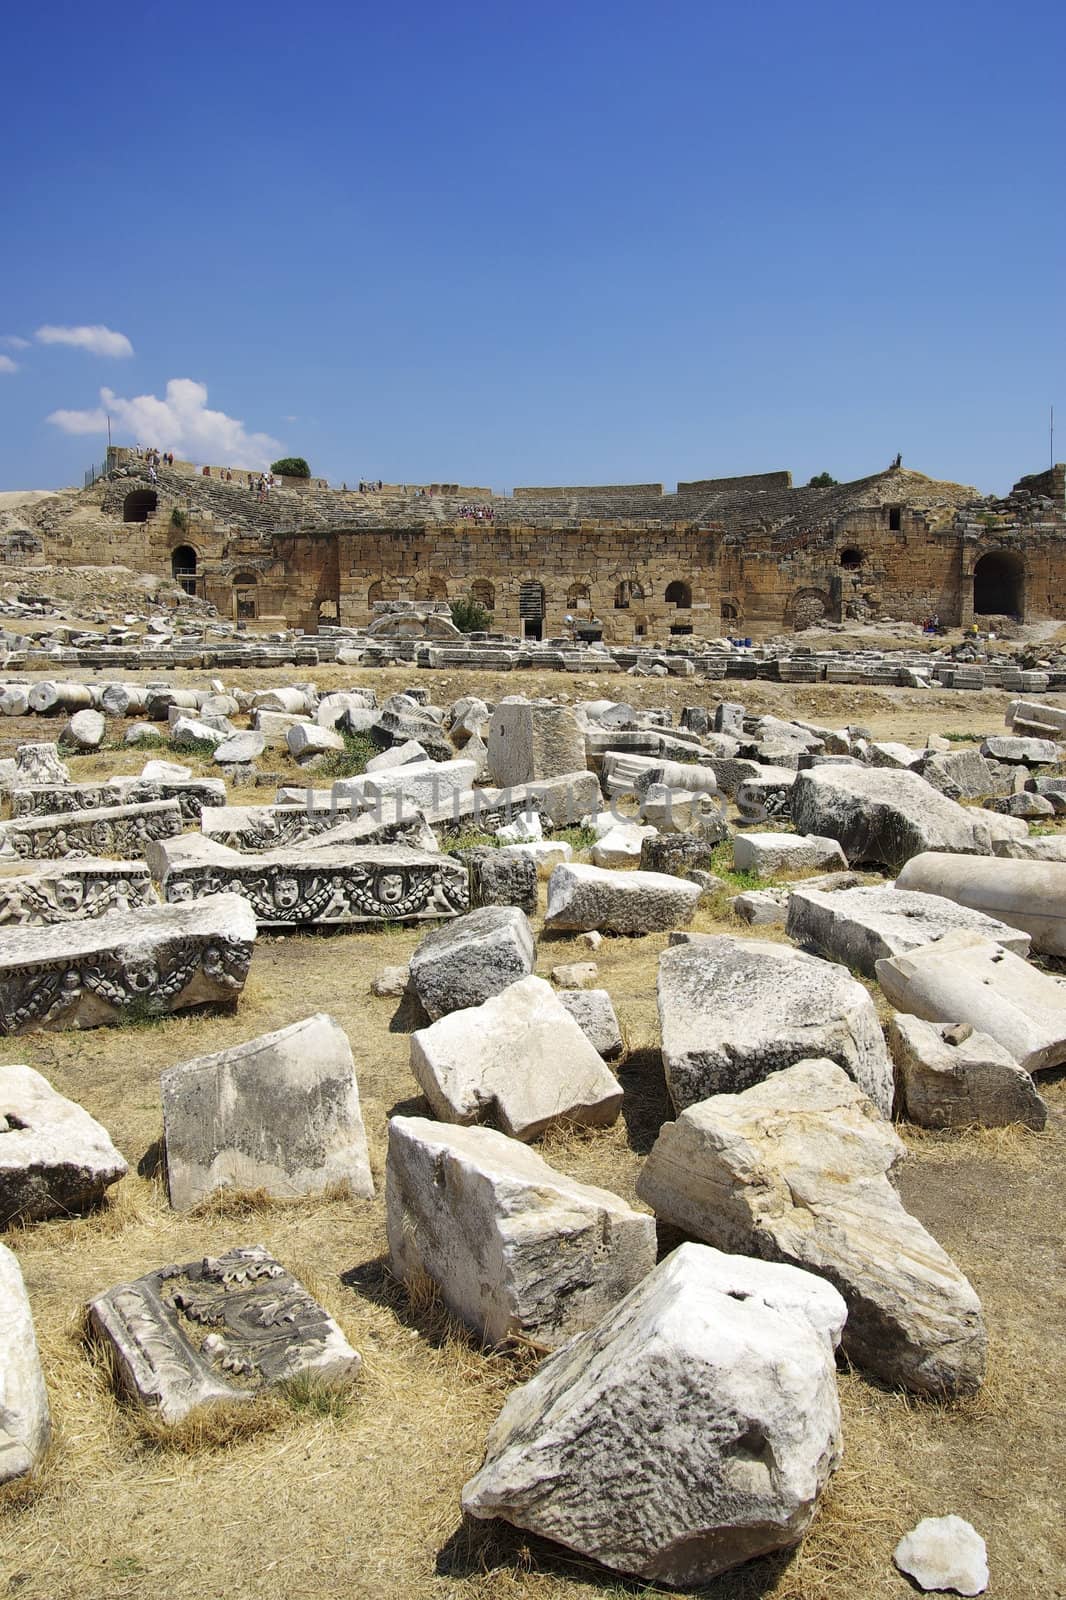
358;480;384;493
457;502;495;522
922;613;942;633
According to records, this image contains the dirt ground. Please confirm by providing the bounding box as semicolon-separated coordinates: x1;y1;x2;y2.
1;666;1065;1600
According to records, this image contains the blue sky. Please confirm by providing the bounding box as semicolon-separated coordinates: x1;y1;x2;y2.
1;0;1062;496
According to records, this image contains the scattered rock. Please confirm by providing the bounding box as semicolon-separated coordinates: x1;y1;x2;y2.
550;961;597;988
0;1243;51;1482
555;988;623;1058
408;906;536;1020
894;1515;989;1596
0;1064;127;1223
545;863;701;935
887;1013;1047;1130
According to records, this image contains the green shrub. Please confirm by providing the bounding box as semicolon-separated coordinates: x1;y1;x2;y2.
271;457;311;479
450;596;493;634
315;731;376;780
807;472;838;487
170;507;187;531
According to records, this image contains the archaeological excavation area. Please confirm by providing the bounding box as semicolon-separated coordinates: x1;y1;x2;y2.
0;616;1063;1600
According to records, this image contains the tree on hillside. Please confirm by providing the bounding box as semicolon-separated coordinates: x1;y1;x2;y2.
271;456;311;478
808;471;838;487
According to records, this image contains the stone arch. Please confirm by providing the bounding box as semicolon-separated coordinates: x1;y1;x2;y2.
721;597;741;622
665;579;692;609
368;577;402;606
566;580;592;611
470;578;495;610
839;547;865;570
123;488;158;523
973;549;1024;617
613;578;645;610
231;570;258;621
785;587;832;630
171;544;198;596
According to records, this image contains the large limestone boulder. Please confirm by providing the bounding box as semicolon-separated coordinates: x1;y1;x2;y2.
0;1065;127;1224
732;832;847;877
786;883;1030;977
658;937;894;1115
896;851;1066;958
790;766;1008;871
161;1013;374;1210
876;929;1066;1076
0;1243;51;1482
462;1242;846;1586
637;1059;987;1396
886;1014;1047;1130
410;975;622;1141
386;1117;655;1348
408;906;536;1020
545;863;701;935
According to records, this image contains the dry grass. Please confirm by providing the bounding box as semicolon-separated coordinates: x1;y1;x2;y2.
2;668;1065;1599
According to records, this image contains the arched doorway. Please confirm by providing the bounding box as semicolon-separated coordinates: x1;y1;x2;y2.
171;544;198;596
973;550;1024;617
519;580;546;640
470;578;495;610
124;489;158;523
665;579;692;609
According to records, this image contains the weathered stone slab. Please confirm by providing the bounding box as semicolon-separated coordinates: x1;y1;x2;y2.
200;801;354;852
161;1013;374;1210
466;848;538;915
658;936;894;1114
887;1014;1047;1130
11;779;225;824
732;831;847;876
638;1059;986;1396
162;844;469;929
334;759;476;822
545;863;701;934
0;1063;127;1223
386;1116;655;1348
409;907;536;1019
786;884;1030;976
411;975;622;1141
0;858;156;926
15;743;69;785
790;766;999;870
980;735;1059;765
876;930;1066;1075
488;700;587;786
896;851;1066;958
556;988;623;1058
0;1243;51;1482
87;1244;360;1425
461;1242;846;1586
0;894;256;1033
4;799;183;862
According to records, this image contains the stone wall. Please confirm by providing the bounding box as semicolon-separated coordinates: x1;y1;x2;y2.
676;471;793;494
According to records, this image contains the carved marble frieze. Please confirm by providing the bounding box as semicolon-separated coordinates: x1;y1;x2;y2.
4;799;183;862
11;780;224;824
163;844;469;928
0;859;157;926
88;1244;361;1424
0;894;256;1033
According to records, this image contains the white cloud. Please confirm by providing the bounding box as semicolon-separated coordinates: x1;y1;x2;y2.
36;324;134;358
1;336;30;351
47;378;282;469
0;355;18;374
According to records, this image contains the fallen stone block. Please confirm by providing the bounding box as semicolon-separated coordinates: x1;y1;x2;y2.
980;735;1059;765
498;840;573;879
200;801;355;852
162;844;469;929
488;700;587;786
786;884;1030;976
87;1244;360;1426
15;744;69;785
556;988;623;1058
638;1059;987;1396
790;766;1001;870
63;708;105;750
550;960;597;988
638;832;722;877
411;974;622;1141
4;799;183;862
876;930;1066;1075
887;1014;1047;1130
408;906;536;1019
0;894;256;1033
466;848;538;915
386;1116;654;1348
0;858;157;926
12;777;225;825
161;1013;374;1209
896;850;1066;958
0;1243;51;1482
732;831;847;877
0;1064;127;1224
335;758;476;823
658;936;893;1114
545;863;701;935
371;964;409;997
461;1242;846;1586
287;722;344;762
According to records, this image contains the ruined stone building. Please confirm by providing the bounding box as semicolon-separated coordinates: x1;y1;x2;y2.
19;452;1066;639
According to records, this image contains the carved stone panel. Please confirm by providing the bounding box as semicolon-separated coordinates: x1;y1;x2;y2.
0;894;256;1033
88;1244;361;1424
11;779;225;824
162;844;470;929
4;800;183;862
0;859;157;927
